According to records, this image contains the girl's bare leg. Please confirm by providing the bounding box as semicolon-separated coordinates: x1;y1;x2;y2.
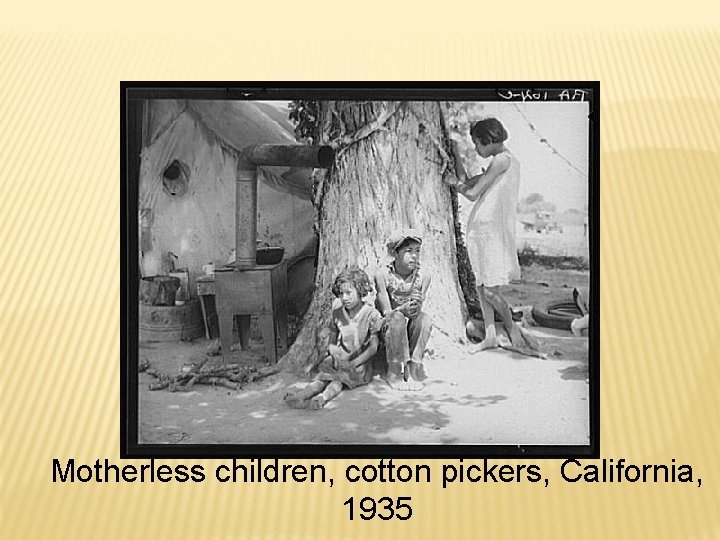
285;381;326;409
310;381;343;410
482;285;525;347
482;286;544;354
473;285;499;351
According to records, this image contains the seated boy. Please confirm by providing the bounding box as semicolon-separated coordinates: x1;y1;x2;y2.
374;229;433;391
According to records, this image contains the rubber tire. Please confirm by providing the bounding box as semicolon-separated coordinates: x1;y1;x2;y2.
532;299;583;331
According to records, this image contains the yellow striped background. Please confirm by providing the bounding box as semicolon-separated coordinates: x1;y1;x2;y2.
1;4;719;538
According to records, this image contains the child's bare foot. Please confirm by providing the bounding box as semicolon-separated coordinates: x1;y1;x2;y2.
386;368;423;391
309;395;326;410
407;361;427;382
469;336;499;353
466;319;484;340
284;393;309;409
571;314;589;336
386;370;414;391
402;379;424;391
385;370;406;390
387;379;423;391
478;326;499;351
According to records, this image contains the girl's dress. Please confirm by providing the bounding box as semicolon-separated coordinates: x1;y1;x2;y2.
466;150;521;287
315;302;383;389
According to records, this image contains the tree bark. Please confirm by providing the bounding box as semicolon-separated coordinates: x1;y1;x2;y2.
280;101;471;372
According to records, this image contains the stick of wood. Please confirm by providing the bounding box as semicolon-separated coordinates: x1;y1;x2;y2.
196;377;240;390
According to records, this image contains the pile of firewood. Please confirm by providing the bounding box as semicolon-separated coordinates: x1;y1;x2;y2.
142;357;257;392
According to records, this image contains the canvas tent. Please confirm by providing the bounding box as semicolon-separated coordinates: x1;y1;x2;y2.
139;100;316;310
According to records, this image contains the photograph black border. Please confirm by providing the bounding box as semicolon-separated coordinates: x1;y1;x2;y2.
121;81;600;459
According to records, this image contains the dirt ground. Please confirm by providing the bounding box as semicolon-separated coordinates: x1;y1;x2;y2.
138;266;590;446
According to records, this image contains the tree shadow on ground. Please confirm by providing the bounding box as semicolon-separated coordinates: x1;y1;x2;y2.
137;335;585;446
558;364;588;382
225;373;509;445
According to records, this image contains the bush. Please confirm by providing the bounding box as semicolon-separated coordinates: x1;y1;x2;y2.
517;246;589;271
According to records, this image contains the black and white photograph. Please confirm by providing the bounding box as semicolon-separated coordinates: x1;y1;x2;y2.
122;84;599;456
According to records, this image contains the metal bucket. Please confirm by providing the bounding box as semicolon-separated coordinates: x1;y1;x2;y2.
140;275;180;306
139;298;204;342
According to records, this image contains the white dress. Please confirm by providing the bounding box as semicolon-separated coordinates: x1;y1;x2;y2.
466;151;521;287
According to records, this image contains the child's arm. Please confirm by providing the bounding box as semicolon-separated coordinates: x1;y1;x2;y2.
457;153;511;202
376;270;417;317
409;273;431;303
327;324;355;368
323;326;339;354
351;334;380;369
444;140;468;187
307;325;338;373
407;274;432;318
374;271;395;317
419;273;432;300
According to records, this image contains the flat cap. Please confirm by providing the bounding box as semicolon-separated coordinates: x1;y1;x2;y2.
386;229;423;252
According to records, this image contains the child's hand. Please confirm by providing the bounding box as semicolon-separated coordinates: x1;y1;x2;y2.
443;173;461;188
351;358;364;370
396;303;411;317
338;358;353;371
328;344;350;365
407;291;423;317
308;353;332;374
404;300;421;319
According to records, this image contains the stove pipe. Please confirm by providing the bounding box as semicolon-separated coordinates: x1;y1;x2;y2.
234;144;334;268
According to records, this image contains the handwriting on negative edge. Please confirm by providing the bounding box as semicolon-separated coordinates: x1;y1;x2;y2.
498;89;588;102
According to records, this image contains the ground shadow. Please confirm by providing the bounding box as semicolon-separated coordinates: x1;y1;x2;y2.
558;364;588;382
138;330;587;446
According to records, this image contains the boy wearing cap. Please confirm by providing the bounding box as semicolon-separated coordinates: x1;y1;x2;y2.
374;230;433;391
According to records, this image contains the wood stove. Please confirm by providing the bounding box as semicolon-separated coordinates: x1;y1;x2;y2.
215;144;334;364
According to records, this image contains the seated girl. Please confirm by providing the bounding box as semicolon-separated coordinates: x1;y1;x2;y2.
284;267;383;410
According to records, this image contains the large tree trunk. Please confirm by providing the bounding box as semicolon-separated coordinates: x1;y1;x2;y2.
280;101;471;373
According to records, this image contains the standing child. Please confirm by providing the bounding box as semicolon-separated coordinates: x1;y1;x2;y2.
375;230;432;391
447;117;524;351
284;267;382;410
